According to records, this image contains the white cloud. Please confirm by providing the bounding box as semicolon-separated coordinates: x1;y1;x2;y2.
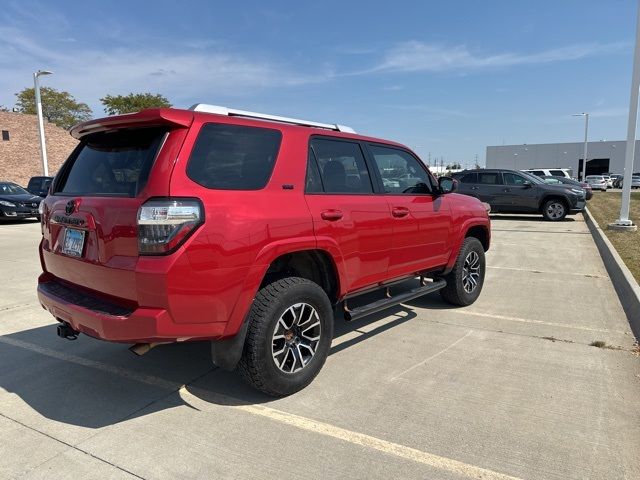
591;107;628;118
0;25;329;114
382;84;404;91
361;40;628;74
390;104;475;118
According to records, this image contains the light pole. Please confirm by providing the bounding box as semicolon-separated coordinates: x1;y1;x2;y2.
572;113;589;181
34;70;53;176
513;153;518;169
612;0;640;229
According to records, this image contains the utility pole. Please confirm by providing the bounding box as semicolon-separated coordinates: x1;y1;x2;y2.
611;0;640;230
572;113;589;181
34;70;53;176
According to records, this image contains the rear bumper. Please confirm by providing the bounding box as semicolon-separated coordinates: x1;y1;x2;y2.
37;275;226;343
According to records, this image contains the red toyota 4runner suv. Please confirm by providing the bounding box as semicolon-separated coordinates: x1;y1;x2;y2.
37;104;490;396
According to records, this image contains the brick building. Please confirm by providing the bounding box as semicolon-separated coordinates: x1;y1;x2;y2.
0;111;78;186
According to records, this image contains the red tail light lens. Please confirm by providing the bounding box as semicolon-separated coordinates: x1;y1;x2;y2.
137;198;203;255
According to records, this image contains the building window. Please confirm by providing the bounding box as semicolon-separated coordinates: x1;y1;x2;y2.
1;130;8;141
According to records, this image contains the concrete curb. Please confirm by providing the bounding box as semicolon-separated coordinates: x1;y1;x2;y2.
583;208;640;339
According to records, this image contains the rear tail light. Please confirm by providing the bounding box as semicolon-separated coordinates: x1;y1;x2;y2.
137;198;203;255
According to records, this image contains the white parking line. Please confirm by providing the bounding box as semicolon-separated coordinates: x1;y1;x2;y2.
454;310;625;334
1;335;523;480
180;387;523;480
390;330;473;381
487;265;608;278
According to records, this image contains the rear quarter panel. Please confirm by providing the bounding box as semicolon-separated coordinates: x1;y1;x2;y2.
167;118;320;336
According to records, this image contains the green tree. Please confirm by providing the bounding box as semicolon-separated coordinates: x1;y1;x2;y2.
100;93;172;115
15;87;92;130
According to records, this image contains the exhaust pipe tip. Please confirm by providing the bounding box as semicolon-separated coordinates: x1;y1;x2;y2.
129;342;165;356
129;343;152;356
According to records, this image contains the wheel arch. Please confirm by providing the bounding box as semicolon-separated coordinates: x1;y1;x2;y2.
538;194;569;212
260;249;341;304
465;224;490;252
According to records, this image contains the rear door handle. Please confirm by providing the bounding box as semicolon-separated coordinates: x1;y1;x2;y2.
392;207;410;218
320;209;343;221
502;188;511;192
470;186;479;190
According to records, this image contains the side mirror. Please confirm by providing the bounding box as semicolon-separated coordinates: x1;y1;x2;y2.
438;176;458;194
522;181;532;188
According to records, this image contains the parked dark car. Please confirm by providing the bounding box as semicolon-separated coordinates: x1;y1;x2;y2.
0;182;42;220
451;169;586;221
539;175;593;200
26;176;54;198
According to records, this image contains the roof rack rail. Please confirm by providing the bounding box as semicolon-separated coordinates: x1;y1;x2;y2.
188;103;356;133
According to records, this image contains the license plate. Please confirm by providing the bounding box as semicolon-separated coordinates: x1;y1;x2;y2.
62;228;86;257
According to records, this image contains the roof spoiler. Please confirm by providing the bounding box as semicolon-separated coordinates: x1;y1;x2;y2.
69;109;193;139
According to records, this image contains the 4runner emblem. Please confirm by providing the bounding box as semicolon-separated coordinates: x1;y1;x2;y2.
65;200;77;215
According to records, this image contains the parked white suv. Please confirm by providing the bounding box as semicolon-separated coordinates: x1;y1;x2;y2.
522;168;573;179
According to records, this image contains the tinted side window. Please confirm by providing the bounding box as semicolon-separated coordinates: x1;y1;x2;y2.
503;173;529;185
311;138;373;194
531;170;545;176
549;170;565;176
305;149;323;193
187;123;282;190
368;145;432;194
460;172;478;183
477;172;503;185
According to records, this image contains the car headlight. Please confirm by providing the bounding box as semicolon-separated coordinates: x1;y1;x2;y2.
0;200;16;207
38;200;45;215
570;188;584;195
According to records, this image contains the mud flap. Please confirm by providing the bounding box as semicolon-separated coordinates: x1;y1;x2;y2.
210;319;250;371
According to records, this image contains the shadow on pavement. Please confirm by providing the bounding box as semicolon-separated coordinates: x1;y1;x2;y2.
0;219;40;225
490;214;576;222
0;294;427;428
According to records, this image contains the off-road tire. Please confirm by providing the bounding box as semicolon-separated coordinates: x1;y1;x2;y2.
237;277;333;396
542;198;568;221
440;237;485;306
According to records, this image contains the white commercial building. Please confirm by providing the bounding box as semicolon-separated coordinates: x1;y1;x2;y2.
486;140;640;178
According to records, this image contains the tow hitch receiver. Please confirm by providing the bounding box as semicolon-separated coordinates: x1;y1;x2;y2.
57;322;79;340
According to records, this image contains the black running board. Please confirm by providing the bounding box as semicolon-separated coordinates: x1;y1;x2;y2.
343;279;446;322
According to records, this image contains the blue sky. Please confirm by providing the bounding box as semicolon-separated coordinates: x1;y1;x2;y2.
0;0;636;165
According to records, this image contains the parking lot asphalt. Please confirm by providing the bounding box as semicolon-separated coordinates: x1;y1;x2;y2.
0;215;638;480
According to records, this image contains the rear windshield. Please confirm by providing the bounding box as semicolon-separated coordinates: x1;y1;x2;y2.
55;127;167;197
186;123;282;190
